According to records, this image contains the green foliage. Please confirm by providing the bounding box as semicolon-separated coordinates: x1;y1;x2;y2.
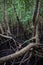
0;0;43;25
0;0;34;24
40;0;43;16
14;0;34;25
0;5;3;22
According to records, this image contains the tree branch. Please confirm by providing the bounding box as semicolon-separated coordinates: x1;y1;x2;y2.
0;43;38;63
0;34;12;39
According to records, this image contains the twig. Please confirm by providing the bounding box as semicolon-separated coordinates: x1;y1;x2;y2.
0;43;38;63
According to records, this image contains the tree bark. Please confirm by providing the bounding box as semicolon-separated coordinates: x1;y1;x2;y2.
32;0;40;43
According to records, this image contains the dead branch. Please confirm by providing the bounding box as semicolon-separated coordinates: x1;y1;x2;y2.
0;43;38;63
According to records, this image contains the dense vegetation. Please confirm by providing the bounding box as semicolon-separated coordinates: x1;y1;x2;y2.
0;0;34;23
0;0;43;65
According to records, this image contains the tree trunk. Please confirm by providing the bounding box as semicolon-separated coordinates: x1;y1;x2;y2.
32;0;40;43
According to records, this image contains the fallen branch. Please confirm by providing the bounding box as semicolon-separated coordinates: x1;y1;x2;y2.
0;43;38;63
